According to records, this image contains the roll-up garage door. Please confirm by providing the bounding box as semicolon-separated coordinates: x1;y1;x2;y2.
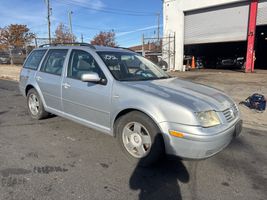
184;2;249;45
257;0;267;25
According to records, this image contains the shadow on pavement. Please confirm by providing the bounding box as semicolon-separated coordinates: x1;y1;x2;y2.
129;134;190;200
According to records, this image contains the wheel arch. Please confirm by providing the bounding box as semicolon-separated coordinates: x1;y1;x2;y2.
25;84;47;109
25;84;35;96
112;108;164;137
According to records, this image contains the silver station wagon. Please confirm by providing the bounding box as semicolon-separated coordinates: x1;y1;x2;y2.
19;43;242;166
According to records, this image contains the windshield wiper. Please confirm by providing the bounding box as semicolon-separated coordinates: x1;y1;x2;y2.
158;76;171;79
119;76;171;82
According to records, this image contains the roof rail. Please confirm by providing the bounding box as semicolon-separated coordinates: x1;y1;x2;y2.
39;43;96;49
113;46;135;52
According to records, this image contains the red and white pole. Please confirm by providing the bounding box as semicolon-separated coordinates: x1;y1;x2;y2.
245;0;258;73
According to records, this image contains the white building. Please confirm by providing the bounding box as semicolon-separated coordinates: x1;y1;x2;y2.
163;0;267;71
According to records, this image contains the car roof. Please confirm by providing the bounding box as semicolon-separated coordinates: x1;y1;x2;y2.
35;43;134;54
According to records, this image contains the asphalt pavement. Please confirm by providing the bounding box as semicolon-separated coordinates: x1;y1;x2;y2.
0;79;266;200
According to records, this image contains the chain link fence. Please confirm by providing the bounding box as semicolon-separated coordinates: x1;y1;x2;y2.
142;34;175;70
1;36;176;68
0;38;55;65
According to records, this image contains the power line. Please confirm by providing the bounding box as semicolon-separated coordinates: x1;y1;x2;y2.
116;25;162;38
28;24;47;30
55;0;158;16
72;24;157;32
54;20;160;34
72;24;110;31
65;0;157;15
117;36;141;44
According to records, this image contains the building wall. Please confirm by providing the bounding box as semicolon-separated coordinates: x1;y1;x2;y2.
163;0;247;71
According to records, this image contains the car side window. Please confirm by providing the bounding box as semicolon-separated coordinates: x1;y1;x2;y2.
67;50;105;80
40;49;68;76
23;50;47;70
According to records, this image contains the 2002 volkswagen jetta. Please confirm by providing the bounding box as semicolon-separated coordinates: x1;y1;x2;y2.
19;43;242;166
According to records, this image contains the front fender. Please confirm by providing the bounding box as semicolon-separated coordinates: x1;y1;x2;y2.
110;100;166;136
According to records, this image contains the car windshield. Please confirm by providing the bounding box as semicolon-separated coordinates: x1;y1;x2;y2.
97;51;170;81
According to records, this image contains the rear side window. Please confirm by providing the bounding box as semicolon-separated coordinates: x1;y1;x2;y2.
40;49;68;76
23;50;47;70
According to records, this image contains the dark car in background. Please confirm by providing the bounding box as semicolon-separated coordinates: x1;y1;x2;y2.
0;52;11;64
11;49;27;64
216;56;245;69
145;55;168;71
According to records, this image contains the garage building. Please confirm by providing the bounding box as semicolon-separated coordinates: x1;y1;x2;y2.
163;0;267;72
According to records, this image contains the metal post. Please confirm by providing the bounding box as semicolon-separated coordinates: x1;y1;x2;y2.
81;34;84;43
157;13;160;43
156;13;161;52
168;34;171;70
245;0;258;73
8;45;13;65
173;32;176;71
24;40;28;57
142;34;145;56
34;37;38;47
68;11;74;42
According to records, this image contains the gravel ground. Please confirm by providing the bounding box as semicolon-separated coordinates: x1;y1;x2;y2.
170;70;267;131
0;64;21;81
0;66;266;200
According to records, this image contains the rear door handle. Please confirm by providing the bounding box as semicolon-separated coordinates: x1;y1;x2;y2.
36;76;42;81
62;83;71;89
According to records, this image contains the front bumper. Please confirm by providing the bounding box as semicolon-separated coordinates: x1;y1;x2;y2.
159;119;242;159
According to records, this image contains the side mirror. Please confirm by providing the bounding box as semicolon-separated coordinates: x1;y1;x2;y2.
81;72;101;83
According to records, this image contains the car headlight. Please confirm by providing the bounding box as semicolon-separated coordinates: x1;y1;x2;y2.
195;110;221;127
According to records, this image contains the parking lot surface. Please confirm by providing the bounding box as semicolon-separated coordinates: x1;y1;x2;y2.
0;70;266;200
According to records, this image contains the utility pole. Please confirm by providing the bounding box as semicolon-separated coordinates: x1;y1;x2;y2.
45;0;52;44
8;41;13;65
157;12;160;43
34;37;38;47
68;11;74;42
81;34;84;43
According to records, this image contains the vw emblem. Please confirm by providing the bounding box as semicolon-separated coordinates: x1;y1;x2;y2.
229;109;235;118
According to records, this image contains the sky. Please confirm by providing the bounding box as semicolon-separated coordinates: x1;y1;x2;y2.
0;0;163;47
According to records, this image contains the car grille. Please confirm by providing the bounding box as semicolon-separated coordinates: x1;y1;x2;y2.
222;104;238;122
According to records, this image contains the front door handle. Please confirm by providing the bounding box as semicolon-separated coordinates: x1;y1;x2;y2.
62;83;71;89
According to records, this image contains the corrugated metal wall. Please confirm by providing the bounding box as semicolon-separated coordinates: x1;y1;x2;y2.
184;2;249;45
257;0;267;25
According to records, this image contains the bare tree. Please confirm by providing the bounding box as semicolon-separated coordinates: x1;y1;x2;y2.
90;31;117;47
0;24;35;48
54;23;76;43
0;24;35;64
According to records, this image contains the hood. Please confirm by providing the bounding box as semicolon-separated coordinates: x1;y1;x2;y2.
124;77;234;112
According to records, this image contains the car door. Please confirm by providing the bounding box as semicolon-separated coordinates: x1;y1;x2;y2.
62;49;112;131
36;49;68;111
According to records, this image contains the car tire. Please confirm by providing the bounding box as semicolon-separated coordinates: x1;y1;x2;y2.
115;111;165;167
27;88;49;120
158;60;168;71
